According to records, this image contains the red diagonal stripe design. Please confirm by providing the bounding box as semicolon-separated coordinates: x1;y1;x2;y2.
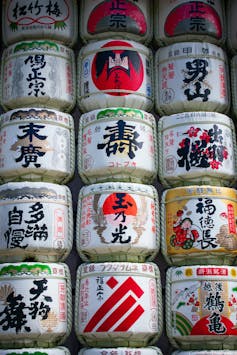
114;304;145;331
97;295;136;331
84;277;144;332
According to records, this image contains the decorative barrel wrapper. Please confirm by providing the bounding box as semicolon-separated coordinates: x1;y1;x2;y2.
79;0;153;44
0;347;71;355
0;40;76;112
76;182;159;262
75;262;162;347
166;265;237;350
2;0;78;47
154;0;225;46
161;186;237;266
78;107;158;184
155;41;230;116
158;112;237;188
79;347;163;355
77;39;153;113
0;262;72;348
0;181;73;262
0;107;75;184
172;351;237;354
226;0;237;53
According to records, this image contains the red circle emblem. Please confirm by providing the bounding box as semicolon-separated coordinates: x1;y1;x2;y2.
102;193;137;216
87;0;147;36
91;40;144;96
164;2;222;39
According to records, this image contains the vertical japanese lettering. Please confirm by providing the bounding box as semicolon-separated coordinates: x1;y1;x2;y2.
13;123;48;168
4;202;48;249
183;59;211;101
24;54;46;97
0;279;52;333
177;124;228;171
196;198;217;249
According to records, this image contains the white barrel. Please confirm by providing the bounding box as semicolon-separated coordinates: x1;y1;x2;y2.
154;0;225;46
79;0;153;44
230;55;237;118
166;265;237;350
76;182;159;262
79;347;163;355
226;0;237;53
77;39;153;112
0;181;73;262
158;112;237;187
0;262;72;348
2;0;78;47
78;107;158;184
172;351;237;355
155;42;230;116
161;186;237;266
75;262;162;347
0;107;75;184
0;40;76;112
0;348;71;354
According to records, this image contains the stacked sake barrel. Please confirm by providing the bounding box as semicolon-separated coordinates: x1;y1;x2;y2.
75;2;163;355
0;1;78;354
155;1;237;353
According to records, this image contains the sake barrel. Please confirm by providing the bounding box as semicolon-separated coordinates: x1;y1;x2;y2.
0;40;76;112
77;39;153;112
158;111;237;187
154;0;225;46
161;186;237;266
76;182;159;262
79;0;152;44
79;347;163;355
0;181;73;262
172;351;237;354
0;348;71;354
2;0;78;47
166;265;237;350
226;0;237;53
75;262;162;347
0;262;72;348
155;41;230;115
0;107;75;184
78;107;158;184
229;54;237;118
